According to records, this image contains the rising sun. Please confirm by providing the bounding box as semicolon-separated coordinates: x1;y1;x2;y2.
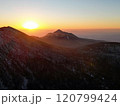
23;21;39;29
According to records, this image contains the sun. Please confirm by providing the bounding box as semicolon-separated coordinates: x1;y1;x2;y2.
23;21;39;29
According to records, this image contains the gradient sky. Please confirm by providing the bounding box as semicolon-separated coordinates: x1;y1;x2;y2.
0;0;120;29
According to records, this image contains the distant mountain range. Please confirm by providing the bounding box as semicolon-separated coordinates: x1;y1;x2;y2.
0;26;120;89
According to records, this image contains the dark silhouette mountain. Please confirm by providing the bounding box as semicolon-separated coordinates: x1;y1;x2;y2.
45;29;79;40
41;29;100;48
0;26;120;90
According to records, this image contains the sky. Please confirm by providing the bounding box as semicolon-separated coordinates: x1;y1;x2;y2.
0;0;120;30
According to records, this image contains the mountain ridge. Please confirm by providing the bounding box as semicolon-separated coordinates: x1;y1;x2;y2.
44;29;79;40
41;29;100;48
0;26;120;90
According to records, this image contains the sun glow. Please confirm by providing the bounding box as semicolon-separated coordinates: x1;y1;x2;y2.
23;21;39;29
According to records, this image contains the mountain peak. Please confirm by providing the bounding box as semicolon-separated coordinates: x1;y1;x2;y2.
54;29;63;33
0;26;28;37
0;26;16;31
44;29;79;40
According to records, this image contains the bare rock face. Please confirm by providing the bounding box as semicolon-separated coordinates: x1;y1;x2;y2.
41;29;100;48
0;26;120;90
44;29;79;40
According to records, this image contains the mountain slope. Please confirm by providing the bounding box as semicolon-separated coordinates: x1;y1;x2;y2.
41;29;100;48
44;29;79;40
0;27;120;90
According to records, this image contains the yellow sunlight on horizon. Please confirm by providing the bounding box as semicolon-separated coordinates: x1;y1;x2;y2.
22;21;39;29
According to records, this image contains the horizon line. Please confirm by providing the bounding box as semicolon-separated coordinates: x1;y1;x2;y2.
0;26;120;30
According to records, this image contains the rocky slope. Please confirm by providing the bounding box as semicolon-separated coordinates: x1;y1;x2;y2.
0;27;120;89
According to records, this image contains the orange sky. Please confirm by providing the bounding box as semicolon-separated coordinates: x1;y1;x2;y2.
0;0;120;30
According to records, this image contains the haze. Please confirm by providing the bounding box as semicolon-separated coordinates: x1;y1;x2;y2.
0;0;120;42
